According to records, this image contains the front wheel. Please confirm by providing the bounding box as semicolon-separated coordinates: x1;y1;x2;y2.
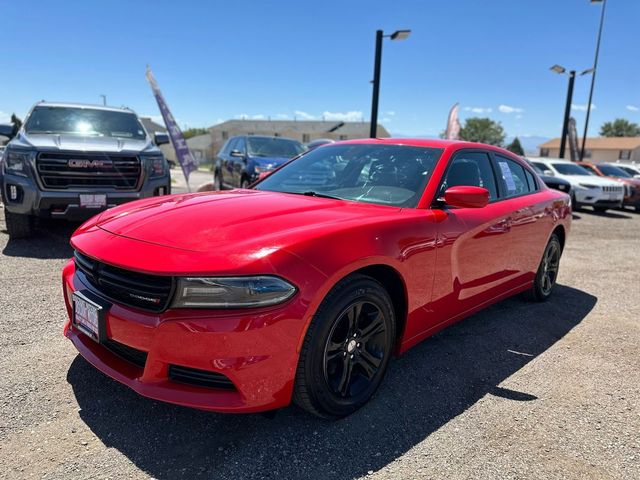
293;274;396;419
4;210;36;239
528;234;562;302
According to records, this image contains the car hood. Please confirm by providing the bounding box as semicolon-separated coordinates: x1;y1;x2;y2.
79;189;400;257
556;174;623;187
12;132;155;153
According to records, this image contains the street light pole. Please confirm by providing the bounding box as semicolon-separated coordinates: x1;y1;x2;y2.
100;94;107;106
559;70;576;159
369;29;411;138
369;30;384;138
580;0;607;161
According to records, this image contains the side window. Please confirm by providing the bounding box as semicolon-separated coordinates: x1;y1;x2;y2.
442;152;498;201
235;138;246;154
495;155;532;197
225;138;238;155
524;169;538;192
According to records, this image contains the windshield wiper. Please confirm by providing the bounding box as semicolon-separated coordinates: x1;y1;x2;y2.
299;191;343;200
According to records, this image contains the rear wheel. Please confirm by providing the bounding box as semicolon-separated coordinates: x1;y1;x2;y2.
293;274;395;419
528;234;562;302
4;210;36;239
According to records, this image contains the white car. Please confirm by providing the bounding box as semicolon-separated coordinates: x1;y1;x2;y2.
528;157;624;212
613;162;640;179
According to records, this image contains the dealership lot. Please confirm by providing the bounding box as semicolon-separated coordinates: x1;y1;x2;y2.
0;205;638;479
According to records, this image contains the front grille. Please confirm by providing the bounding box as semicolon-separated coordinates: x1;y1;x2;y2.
74;251;174;312
602;185;623;193
36;152;142;190
103;339;148;369
168;365;236;390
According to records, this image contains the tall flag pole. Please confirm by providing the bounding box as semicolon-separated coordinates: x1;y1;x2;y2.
145;66;197;191
444;103;461;140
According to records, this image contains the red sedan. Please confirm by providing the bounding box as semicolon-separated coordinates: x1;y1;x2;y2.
62;139;571;418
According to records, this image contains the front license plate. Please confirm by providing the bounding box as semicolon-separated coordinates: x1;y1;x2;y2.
79;194;107;208
72;291;108;343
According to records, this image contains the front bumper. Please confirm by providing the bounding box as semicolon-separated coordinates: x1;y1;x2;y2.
574;189;623;207
62;260;306;413
2;171;170;220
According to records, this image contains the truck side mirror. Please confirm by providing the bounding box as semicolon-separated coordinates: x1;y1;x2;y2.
154;132;170;146
0;124;15;139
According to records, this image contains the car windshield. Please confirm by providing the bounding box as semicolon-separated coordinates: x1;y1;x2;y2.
597;164;632;178
551;163;595;176
255;144;443;207
247;137;305;158
25;106;147;140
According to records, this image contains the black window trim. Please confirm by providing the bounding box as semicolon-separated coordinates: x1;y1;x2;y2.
491;152;541;200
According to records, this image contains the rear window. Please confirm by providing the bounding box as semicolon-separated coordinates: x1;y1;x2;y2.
496;155;535;197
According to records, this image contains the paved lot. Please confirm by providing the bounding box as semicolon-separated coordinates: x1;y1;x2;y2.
0;203;638;480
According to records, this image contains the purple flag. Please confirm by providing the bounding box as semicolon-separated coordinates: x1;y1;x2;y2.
145;66;198;184
444;103;461;140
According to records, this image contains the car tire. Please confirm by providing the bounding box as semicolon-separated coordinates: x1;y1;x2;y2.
4;210;36;239
527;233;562;302
293;274;396;419
593;206;608;213
570;193;582;212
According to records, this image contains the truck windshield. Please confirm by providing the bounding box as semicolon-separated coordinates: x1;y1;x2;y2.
25;107;147;140
551;163;595;176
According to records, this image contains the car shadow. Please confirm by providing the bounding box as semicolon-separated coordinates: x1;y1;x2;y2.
579;209;632;220
67;284;596;480
1;217;77;259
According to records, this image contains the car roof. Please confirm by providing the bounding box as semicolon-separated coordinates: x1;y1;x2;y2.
526;157;572;164
33;101;137;114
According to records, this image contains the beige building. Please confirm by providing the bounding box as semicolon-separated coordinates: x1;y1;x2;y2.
209;119;389;156
538;137;640;162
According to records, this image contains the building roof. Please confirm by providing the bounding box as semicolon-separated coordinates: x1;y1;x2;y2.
139;117;167;134
210;119;389;137
539;136;640;150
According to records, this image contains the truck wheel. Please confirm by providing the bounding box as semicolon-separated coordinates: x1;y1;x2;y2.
4;210;36;239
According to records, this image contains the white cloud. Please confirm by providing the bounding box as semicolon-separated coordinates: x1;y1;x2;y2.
464;106;492;114
498;104;524;114
571;103;596;112
276;113;290;119
380;117;392;123
294;110;316;120
322;110;364;122
0;111;11;123
386;110;396;116
235;113;265;120
626;105;639;112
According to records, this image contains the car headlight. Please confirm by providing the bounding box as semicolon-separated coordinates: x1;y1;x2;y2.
254;165;275;174
4;149;34;176
142;154;167;177
578;183;599;189
171;276;297;308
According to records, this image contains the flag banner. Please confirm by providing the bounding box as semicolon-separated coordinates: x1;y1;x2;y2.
444;103;461;140
568;117;579;162
145;66;198;184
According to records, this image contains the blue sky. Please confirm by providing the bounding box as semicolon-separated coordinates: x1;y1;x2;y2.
1;0;638;140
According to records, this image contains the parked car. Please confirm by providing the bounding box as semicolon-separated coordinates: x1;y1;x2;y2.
525;159;571;194
306;138;335;150
63;139;571;418
214;135;305;189
0;102;171;238
528;157;623;212
577;162;640;212
614;162;640;179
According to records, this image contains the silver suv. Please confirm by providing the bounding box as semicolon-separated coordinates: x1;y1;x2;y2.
0;102;171;238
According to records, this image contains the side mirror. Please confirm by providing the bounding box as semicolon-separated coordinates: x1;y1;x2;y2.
444;186;490;209
543;169;554;176
0;124;15;139
230;149;244;158
154;132;170;146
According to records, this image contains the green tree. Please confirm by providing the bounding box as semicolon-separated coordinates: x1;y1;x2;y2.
599;118;640;137
182;127;208;139
459;117;506;146
506;136;525;156
10;113;22;135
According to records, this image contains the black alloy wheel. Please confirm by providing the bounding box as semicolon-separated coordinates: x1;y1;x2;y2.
529;233;562;301
294;274;395;419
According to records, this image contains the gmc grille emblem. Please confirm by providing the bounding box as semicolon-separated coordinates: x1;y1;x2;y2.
68;159;113;168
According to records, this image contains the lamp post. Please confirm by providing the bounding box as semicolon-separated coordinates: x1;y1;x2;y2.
100;94;107;106
550;65;593;159
580;0;607;161
369;29;411;138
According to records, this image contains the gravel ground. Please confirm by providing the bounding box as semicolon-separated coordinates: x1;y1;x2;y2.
0;204;638;480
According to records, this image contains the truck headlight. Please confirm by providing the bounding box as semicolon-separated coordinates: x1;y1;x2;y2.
4;150;33;177
578;183;599;189
171;276;297;308
142;155;167;177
